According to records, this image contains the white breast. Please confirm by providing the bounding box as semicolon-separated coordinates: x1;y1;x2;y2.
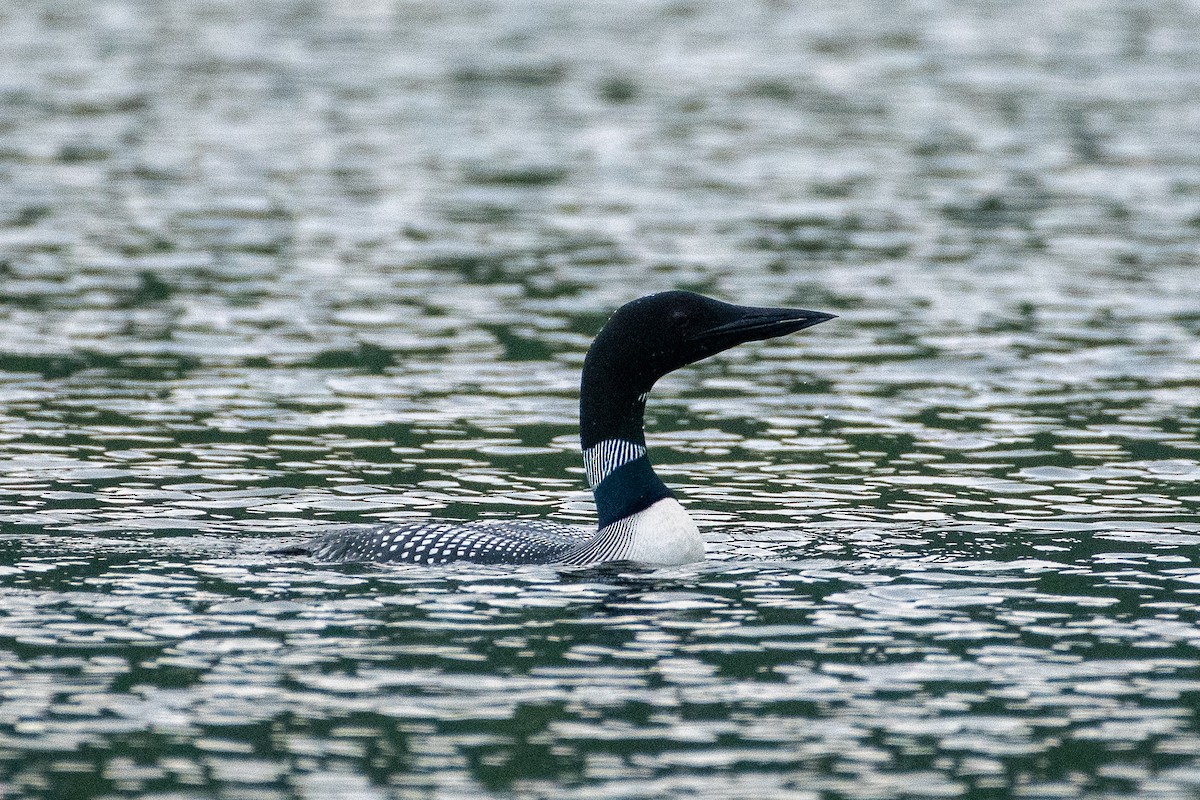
622;497;704;565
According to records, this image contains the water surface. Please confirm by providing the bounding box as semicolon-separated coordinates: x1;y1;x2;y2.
2;1;1199;798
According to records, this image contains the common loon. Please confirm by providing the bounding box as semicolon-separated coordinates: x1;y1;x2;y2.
283;291;834;567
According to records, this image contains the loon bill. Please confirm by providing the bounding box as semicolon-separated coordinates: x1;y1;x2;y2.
283;291;835;567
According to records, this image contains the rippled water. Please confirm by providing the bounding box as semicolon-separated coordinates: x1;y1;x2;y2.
2;1;1200;798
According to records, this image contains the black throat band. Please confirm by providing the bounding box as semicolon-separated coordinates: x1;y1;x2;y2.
592;456;673;528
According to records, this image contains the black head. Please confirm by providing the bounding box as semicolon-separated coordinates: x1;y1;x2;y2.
580;291;835;446
585;290;835;390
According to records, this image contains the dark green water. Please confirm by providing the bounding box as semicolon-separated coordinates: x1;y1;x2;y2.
2;1;1199;798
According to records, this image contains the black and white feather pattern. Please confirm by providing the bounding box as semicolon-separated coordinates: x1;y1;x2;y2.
557;516;637;565
288;515;641;566
295;519;593;565
582;438;646;488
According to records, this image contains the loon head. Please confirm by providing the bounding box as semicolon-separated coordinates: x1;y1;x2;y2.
584;290;835;396
580;291;836;447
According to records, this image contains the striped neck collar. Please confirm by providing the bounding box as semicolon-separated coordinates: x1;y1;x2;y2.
582;437;672;528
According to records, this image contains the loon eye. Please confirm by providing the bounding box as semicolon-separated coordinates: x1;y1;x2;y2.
670;308;690;328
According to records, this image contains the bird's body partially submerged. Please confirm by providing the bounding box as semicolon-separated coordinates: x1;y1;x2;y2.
283;291;834;567
295;497;700;566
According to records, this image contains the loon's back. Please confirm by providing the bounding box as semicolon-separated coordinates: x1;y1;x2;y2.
283;292;834;567
290;519;590;565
